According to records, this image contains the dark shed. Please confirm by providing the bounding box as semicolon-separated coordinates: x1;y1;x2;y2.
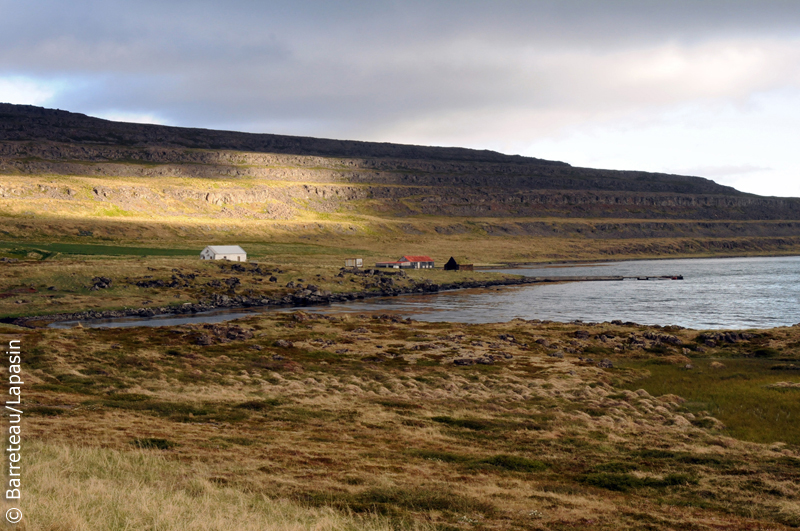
444;257;459;271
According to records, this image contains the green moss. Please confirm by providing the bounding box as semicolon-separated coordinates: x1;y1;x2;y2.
592;461;638;473
0;240;196;256
620;358;800;445
27;406;66;416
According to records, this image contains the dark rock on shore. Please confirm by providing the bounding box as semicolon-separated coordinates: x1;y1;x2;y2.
10;275;546;328
697;331;754;346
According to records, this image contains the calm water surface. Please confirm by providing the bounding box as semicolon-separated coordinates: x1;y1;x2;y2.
54;256;800;330
317;256;800;329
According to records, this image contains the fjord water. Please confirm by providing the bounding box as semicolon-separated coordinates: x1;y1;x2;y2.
322;256;800;329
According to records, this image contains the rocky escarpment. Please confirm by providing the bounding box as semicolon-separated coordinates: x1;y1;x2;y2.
2;103;800;231
1;103;745;196
0;137;742;195
2;171;799;221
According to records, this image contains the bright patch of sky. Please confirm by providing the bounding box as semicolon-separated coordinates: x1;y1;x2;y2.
0;76;60;106
93;111;164;125
522;90;800;198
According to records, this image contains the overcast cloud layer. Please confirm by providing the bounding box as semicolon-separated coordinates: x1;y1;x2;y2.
2;0;800;196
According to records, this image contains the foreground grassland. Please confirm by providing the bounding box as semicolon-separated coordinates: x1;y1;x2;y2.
3;442;407;531
5;310;800;530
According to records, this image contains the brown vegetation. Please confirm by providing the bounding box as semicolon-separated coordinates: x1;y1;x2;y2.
5;311;800;530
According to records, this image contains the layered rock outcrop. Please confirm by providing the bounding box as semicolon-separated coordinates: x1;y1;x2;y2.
2;103;800;228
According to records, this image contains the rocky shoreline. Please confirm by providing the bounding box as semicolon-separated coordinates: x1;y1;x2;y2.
7;273;545;328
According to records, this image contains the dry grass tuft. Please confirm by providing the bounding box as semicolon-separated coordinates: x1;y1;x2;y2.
6;441;423;531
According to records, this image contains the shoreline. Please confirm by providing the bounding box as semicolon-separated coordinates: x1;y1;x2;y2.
481;251;800;269
5;253;799;330
4;274;552;328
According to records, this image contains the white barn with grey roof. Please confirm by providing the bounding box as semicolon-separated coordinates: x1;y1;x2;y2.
200;245;247;261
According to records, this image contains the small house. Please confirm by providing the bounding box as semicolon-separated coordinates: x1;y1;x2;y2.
444;257;474;271
376;255;434;269
345;258;363;268
200;245;247;262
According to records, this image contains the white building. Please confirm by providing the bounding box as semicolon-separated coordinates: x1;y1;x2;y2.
200;245;247;262
375;255;434;269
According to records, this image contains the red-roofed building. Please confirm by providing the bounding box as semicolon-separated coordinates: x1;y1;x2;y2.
375;255;435;269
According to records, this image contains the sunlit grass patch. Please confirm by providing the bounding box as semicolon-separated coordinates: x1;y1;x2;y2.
621;358;800;445
16;441;409;531
407;449;472;464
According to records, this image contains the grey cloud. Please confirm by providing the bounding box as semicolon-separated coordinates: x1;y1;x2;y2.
2;0;800;140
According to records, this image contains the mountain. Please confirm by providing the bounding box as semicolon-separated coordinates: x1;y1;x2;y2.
2;102;800;261
1;102;742;196
0;103;563;165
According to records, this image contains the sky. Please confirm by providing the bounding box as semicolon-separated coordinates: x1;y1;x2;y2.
2;0;800;197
